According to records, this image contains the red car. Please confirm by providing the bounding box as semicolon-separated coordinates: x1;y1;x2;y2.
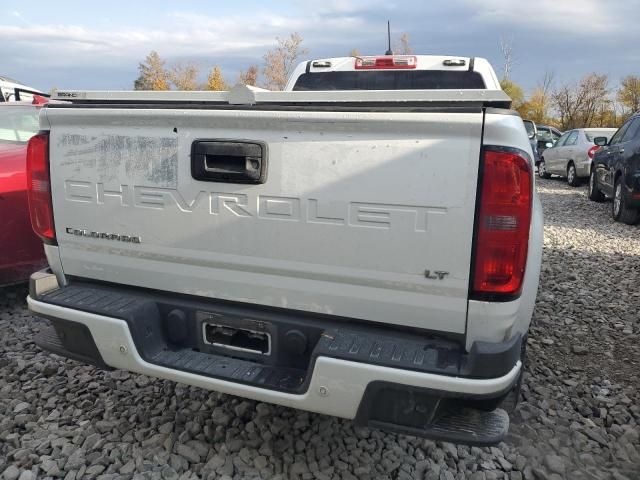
0;99;49;285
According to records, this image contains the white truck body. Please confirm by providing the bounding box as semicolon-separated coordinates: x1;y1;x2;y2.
27;56;542;445
285;55;502;91
0;76;45;102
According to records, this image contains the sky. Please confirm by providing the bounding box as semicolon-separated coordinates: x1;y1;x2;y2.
2;0;639;94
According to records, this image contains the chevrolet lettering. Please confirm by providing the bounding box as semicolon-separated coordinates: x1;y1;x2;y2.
64;181;440;233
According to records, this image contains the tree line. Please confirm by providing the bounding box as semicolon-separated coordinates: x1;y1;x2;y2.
134;33;640;131
502;73;640;131
498;39;639;130
134;32;308;92
133;31;413;93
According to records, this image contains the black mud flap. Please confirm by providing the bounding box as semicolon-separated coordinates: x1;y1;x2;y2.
355;382;513;446
35;319;111;370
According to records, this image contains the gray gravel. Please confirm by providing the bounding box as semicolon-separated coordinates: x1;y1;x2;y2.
1;177;639;480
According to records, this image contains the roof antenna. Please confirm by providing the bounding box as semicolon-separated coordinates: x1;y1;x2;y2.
385;20;393;55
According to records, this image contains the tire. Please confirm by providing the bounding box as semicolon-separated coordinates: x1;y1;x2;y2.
567;162;580;187
588;169;605;202
612;178;640;224
538;159;550;179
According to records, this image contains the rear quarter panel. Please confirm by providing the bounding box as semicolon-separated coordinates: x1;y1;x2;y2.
465;111;542;351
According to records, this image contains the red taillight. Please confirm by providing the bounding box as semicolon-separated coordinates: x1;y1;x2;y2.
354;55;417;70
471;147;532;299
26;131;56;244
588;145;599;159
32;95;49;106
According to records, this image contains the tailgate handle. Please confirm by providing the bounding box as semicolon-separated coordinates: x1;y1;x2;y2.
191;140;267;184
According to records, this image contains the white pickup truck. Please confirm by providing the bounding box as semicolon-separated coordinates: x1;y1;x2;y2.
27;55;543;445
0;76;46;102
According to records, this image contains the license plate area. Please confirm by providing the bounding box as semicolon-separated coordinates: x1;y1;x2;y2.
198;311;271;356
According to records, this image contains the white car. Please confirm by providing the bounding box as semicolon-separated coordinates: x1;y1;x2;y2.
538;127;618;186
26;55;542;445
0;76;45;102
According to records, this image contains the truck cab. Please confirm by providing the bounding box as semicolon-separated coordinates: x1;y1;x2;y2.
285;55;501;91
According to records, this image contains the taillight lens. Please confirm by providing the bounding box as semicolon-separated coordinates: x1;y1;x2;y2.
27;131;56;244
354;55;417;70
588;145;599;159
471;147;532;300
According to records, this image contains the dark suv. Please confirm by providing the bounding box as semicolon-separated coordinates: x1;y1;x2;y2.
588;112;640;224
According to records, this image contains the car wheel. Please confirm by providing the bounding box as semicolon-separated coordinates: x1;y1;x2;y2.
567;163;580;187
538;159;550;179
612;178;640;224
588;169;605;202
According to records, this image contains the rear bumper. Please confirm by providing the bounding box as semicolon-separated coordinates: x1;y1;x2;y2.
28;273;522;444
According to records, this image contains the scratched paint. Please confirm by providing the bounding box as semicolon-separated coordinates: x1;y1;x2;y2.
57;134;178;187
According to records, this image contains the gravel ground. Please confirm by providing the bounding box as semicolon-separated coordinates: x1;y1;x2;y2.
1;177;639;480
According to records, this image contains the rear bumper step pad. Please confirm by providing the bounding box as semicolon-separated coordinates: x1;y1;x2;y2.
33;283;471;393
368;407;510;446
32;282;522;391
35;319;111;370
151;349;306;392
30;277;521;445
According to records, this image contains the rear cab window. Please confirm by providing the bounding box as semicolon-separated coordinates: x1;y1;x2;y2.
292;70;486;91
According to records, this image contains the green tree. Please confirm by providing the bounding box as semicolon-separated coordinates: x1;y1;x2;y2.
134;51;170;90
617;75;640;115
238;65;259;86
520;88;548;124
553;73;609;130
263;32;308;90
394;33;413;55
205;66;228;91
170;63;199;91
591;99;622;128
501;78;525;113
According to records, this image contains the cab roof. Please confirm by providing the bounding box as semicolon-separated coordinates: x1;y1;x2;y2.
285;55;501;91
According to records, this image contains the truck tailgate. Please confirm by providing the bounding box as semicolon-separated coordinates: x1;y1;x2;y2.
45;107;483;334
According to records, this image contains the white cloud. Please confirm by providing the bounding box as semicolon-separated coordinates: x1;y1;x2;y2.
311;0;396;15
0;2;380;66
0;10;372;69
460;0;620;35
3;1;637;90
